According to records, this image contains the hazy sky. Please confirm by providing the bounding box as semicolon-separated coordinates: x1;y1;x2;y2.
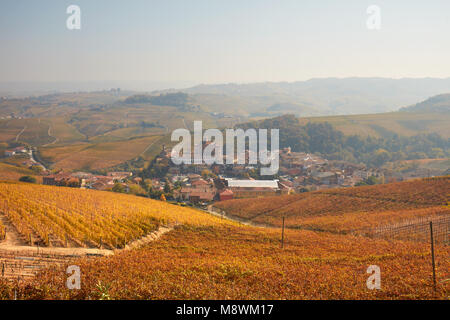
1;0;450;87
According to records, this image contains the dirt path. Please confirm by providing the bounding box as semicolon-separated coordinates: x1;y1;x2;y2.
140;136;163;156
15;125;27;142
0;213;28;247
41;124;59;146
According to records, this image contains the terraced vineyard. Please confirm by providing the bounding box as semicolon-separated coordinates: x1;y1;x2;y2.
0;178;448;299
0;181;233;249
214;177;450;231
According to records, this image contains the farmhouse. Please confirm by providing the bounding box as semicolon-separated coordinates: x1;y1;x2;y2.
13;146;28;154
219;189;233;201
5;146;29;158
43;173;73;186
224;178;280;198
176;178;217;203
178;187;216;202
186;190;216;203
107;171;132;182
311;171;336;185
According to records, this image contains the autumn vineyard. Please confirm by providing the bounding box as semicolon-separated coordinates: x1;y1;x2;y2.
0;177;449;299
213;177;450;234
0;181;230;249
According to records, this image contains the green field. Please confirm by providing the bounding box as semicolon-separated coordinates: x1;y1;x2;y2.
300;112;450;138
39;135;162;171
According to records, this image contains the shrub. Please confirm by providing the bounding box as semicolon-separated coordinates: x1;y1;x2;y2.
19;176;36;183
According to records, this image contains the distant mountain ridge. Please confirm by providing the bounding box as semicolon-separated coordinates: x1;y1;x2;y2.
158;77;450;116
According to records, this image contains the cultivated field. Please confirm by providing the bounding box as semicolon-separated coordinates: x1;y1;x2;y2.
39;135;162;171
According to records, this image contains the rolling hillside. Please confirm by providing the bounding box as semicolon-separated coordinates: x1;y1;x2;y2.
400;93;450;113
300;111;450;139
214;177;450;232
0;92;243;172
0;163;41;183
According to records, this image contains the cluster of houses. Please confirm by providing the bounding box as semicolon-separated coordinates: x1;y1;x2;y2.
151;145;385;203
166;174;290;204
41;169;288;204
4;146;29;158
4;142;385;205
277;147;384;190
0;115;24;120
4;146;46;172
43;171;137;190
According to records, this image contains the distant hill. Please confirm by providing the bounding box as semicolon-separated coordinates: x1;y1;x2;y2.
163;77;450;116
238;114;450;166
400;94;450;113
123;92;190;107
301;111;450;139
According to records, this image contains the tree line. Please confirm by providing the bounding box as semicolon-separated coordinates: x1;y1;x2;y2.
239;115;450;167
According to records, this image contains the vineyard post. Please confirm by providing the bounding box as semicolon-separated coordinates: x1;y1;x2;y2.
281;216;285;249
429;221;437;295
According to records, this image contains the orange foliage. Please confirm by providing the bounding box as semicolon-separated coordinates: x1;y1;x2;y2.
0;181;233;248
214;177;450;230
4;225;449;300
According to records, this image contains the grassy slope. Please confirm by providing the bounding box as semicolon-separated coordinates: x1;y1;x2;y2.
0;162;42;183
300;112;450;138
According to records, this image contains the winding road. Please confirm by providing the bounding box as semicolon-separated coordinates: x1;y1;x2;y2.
15;125;27;142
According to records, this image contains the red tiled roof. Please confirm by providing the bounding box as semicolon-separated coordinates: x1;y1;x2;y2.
220;189;233;195
191;179;208;186
188;191;215;201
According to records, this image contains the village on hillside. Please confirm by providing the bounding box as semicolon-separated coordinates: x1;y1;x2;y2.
2;142;444;207
112;144;388;205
